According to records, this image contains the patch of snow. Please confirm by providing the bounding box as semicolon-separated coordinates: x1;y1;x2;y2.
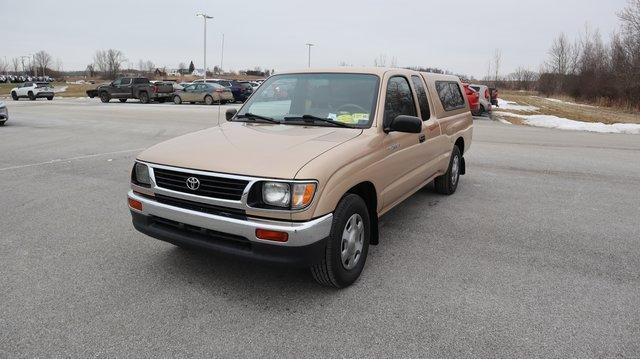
496;98;538;112
545;98;596;108
53;86;68;93
495;112;640;135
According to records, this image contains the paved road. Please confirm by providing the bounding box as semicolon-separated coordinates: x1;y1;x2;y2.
1;99;639;358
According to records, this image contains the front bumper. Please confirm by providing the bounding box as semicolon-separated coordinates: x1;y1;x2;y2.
128;191;332;266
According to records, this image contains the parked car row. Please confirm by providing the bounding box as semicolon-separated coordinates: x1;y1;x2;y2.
460;83;500;115
0;75;55;83
0;101;8;125
85;76;266;105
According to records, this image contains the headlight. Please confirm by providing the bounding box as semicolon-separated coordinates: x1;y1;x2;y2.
261;181;316;209
262;182;290;207
133;162;151;187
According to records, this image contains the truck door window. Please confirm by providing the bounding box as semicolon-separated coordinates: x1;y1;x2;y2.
411;76;430;120
112;79;122;86
383;76;417;127
435;81;466;111
121;78;132;85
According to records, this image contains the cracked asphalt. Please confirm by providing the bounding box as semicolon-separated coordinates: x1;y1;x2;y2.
1;99;639;358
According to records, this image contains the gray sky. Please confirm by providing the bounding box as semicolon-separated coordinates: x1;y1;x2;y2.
0;0;628;78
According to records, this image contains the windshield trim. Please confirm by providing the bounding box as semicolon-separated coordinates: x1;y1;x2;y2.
235;72;381;129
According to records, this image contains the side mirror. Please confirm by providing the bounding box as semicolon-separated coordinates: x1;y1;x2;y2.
385;115;422;133
226;108;237;121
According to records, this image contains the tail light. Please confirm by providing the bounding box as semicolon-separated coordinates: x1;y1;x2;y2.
152;85;159;94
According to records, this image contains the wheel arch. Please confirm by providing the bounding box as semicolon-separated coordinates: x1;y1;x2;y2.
345;181;379;245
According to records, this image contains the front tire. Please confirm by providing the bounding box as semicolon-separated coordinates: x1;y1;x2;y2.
434;146;461;195
204;95;214;105
11;91;18;101
311;194;370;288
28;91;35;100
139;91;150;104
47;96;53;101
173;95;182;104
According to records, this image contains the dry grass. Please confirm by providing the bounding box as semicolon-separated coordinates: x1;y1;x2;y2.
498;90;640;125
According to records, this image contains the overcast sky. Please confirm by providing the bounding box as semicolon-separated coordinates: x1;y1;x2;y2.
0;0;628;78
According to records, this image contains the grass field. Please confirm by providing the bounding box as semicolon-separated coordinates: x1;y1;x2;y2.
498;90;640;125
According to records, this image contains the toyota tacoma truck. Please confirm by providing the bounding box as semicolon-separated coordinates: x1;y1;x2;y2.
86;77;174;103
128;68;473;288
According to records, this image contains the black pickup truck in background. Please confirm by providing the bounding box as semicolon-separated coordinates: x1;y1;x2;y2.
86;77;174;103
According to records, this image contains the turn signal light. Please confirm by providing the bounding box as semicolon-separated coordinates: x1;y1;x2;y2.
128;198;143;211
255;229;289;242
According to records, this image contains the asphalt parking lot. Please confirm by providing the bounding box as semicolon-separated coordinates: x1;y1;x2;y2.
1;99;639;358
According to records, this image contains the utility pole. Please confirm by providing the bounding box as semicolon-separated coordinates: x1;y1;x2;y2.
220;33;225;73
305;43;314;68
196;12;213;80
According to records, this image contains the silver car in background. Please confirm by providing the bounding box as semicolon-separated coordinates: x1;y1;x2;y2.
0;101;8;125
470;84;492;113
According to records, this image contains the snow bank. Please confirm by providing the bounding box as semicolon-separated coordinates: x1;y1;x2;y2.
495;112;640;135
545;98;596;108
53;86;68;93
497;98;538;112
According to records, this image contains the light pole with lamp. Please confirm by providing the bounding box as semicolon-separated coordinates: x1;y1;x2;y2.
195;12;213;80
305;43;314;68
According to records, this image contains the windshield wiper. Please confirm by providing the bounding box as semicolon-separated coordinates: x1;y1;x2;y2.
235;113;280;124
284;114;355;128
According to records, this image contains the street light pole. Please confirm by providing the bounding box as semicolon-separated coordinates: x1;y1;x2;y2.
196;12;213;80
220;33;225;73
305;43;314;68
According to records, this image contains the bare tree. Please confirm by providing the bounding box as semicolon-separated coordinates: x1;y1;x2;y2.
618;0;640;35
86;64;95;77
0;58;7;74
94;49;126;79
493;49;502;84
33;50;53;76
178;62;186;74
547;33;572;75
11;57;20;73
374;54;387;67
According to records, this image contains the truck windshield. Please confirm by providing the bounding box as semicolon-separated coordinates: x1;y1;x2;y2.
237;73;380;128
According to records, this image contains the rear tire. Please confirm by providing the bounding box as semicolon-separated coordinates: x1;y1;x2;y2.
434;146;461;195
100;92;110;103
204;95;214;105
189;102;195;104
47;97;53;101
0;121;5;126
139;91;150;104
11;92;18;101
119;98;127;103
310;194;370;288
173;95;182;104
28;91;35;100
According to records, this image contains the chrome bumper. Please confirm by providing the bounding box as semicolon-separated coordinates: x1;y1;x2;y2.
128;191;332;247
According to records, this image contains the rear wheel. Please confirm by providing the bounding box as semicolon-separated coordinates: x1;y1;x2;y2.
204;95;214;105
173;95;182;104
28;91;35;100
139;91;150;104
11;91;18;101
100;92;110;103
310;194;370;288
0;121;5;126
434;146;461;195
119;98;127;103
47;96;53;101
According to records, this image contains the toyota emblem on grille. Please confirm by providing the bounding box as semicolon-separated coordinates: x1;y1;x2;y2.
185;177;200;190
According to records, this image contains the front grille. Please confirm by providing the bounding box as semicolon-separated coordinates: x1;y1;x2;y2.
149;215;251;249
154;194;246;220
153;168;248;200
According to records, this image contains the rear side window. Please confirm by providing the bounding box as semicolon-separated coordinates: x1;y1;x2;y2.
133;78;148;84
470;86;480;92
411;76;430;120
383;76;417;126
435;81;466;111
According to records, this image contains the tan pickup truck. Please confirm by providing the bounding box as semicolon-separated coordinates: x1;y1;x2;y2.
128;68;473;288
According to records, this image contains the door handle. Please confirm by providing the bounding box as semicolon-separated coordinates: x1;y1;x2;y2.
419;134;426;143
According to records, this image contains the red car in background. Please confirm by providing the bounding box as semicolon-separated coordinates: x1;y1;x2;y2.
462;83;480;116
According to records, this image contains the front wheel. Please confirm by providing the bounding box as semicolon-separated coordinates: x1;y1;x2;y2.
434;146;461;195
47;96;53;101
11;92;18;101
100;92;110;103
311;194;370;288
28;91;35;100
204;95;214;105
173;95;182;104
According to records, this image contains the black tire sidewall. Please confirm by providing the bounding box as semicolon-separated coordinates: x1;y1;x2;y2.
449;147;461;192
205;95;213;105
327;194;370;287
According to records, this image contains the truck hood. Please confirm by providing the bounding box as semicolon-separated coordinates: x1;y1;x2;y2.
138;122;362;179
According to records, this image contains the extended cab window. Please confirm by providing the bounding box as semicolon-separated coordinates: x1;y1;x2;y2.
435;81;465;111
411;76;430;120
383;76;417;126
